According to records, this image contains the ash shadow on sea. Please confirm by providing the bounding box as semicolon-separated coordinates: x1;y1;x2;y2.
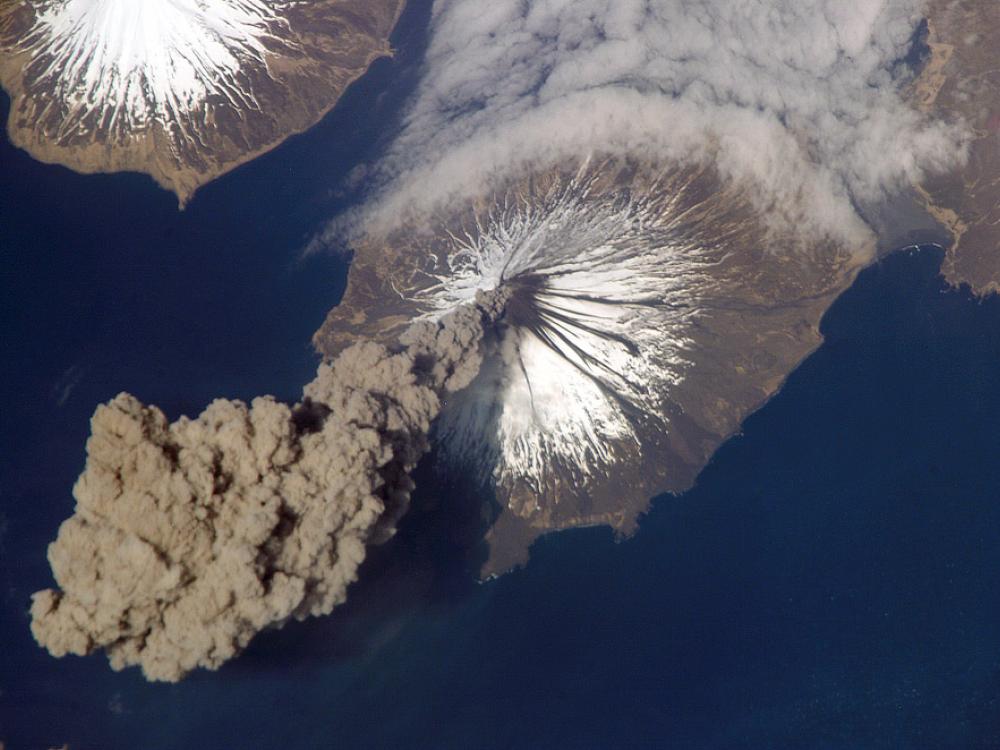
225;456;502;675
226;338;510;676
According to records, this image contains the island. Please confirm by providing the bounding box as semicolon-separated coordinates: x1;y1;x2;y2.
314;156;872;576
0;0;405;207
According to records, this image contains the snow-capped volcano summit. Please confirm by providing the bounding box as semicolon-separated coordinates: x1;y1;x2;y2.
0;0;404;205
418;165;715;507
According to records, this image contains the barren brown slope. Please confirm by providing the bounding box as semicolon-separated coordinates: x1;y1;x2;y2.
913;0;1000;295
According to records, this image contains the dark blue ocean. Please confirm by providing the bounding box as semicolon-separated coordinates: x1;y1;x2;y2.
4;6;1000;748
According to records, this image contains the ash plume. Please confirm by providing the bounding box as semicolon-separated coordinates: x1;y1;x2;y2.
30;294;504;682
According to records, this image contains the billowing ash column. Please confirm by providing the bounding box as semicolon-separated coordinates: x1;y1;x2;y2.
30;291;506;683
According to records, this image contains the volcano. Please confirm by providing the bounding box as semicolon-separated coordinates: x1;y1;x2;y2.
316;156;869;574
0;0;404;205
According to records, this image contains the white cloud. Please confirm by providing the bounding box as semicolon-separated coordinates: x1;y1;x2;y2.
342;0;963;249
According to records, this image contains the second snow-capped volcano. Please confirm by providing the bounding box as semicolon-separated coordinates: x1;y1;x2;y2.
0;0;404;205
20;0;288;130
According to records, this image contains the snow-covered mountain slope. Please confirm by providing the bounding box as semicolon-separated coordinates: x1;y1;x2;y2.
0;0;405;205
315;156;867;574
22;0;286;134
421;167;714;505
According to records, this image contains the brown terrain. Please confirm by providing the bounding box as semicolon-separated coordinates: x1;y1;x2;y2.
0;1;405;207
315;157;869;576
913;0;1000;294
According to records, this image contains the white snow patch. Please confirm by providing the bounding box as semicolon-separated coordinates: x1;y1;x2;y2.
19;0;290;138
423;166;718;496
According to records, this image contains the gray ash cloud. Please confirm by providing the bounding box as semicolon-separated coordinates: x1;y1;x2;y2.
30;294;503;682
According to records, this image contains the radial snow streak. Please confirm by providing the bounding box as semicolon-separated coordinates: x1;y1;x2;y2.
19;0;287;138
419;163;724;499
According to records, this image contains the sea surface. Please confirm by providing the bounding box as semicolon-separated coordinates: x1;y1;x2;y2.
3;6;1000;749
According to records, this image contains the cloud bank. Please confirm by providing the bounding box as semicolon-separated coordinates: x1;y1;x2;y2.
31;294;503;682
343;0;963;249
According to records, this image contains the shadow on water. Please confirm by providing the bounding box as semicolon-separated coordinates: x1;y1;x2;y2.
228;455;499;674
